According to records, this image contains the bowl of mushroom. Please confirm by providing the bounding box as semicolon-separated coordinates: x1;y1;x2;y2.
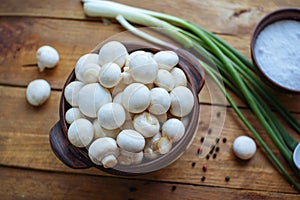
50;41;205;175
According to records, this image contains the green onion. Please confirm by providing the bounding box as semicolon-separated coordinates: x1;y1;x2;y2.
81;0;300;191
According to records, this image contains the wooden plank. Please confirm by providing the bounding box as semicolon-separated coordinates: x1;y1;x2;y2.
1;0;300;35
1;17;300;112
1;166;299;200
0;86;299;193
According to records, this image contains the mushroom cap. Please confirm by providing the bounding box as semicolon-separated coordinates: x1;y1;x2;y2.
127;51;158;84
67;118;94;147
233;136;257;160
118;149;144;165
98;41;128;68
133;112;160;138
36;45;59;71
148;87;171;115
88;137;119;168
75;53;99;82
93;119;120;139
153;50;179;71
78;83;112;118
78;63;101;83
156;136;172;154
65;107;85;124
122;83;151;113
170;86;194;117
117;129;145;153
154;69;175;91
98;62;122;88
162;118;185;142
26;79;51;106
64;81;85;107
97;102;126;130
170;67;187;87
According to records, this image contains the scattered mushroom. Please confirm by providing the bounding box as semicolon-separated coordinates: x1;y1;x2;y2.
78;83;112;118
67;118;94;147
98;62;122;88
64;81;85;107
88;137;120;168
98;41;128;67
133;112;160;138
117;129;145;153
233;135;257;160
148;87;171;115
26;79;51;106
154;69;175;91
170;86;194;117
162;118;185;142
122;83;151;113
97;102;126;130
65;107;85;124
36;45;59;72
153;50;179;71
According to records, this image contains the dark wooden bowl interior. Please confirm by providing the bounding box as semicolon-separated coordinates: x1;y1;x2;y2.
251;8;300;93
50;42;205;175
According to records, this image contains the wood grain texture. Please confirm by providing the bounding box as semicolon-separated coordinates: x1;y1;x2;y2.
1;166;299;200
0;86;299;193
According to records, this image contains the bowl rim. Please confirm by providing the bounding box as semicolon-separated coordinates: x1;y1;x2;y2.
250;8;300;93
58;42;204;175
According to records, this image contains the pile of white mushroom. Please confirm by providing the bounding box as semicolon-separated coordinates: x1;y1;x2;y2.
64;41;195;168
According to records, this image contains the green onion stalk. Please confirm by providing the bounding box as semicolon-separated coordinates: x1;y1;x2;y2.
81;0;300;191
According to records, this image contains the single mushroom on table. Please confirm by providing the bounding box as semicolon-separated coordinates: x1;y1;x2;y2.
26;79;51;106
36;45;59;72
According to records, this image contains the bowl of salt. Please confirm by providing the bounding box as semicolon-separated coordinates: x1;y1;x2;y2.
251;8;300;93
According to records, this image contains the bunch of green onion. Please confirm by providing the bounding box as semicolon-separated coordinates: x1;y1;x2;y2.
81;0;300;191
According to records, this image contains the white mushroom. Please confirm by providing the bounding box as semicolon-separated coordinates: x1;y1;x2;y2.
93;119;120;139
233;136;257;160
98;62;122;88
153;50;179;71
170;86;194;117
67;118;94;147
170;67;187;87
144;133;161;160
133;112;160;138
88;137;120;168
76;63;101;83
98;41;128;68
64;81;85;107
154;69;175;91
78;83;112;118
116;129;145;153
36;45;59;72
75;53;99;82
113;92;132;121
148;87;171;115
162;118;185;142
26;79;51;106
122;83;151;113
127;51;158;84
65;107;85;124
155;136;172;154
97;103;126;130
118;149;143;165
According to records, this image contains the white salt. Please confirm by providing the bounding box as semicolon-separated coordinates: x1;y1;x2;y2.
254;20;300;91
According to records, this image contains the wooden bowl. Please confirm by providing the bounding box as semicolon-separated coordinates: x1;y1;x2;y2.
251;8;300;93
49;42;205;175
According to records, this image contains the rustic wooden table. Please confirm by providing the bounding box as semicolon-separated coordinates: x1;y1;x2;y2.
1;0;300;199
